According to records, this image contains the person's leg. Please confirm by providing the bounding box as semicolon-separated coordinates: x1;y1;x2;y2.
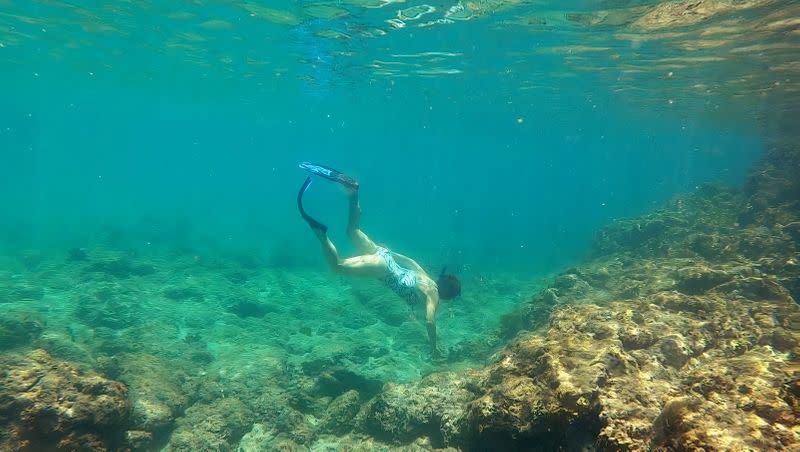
346;188;378;255
312;228;341;270
312;228;384;277
299;178;383;277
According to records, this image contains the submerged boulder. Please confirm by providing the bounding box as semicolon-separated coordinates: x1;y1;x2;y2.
464;288;799;450
0;310;43;351
357;372;479;447
673;263;733;294
119;353;195;434
0;349;130;451
166;397;253;452
319;390;362;435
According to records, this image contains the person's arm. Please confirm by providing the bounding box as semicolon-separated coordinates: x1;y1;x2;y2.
424;289;441;357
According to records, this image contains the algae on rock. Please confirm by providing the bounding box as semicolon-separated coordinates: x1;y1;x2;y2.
0;349;131;451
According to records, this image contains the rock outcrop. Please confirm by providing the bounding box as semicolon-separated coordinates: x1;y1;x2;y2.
0;349;131;451
343;143;800;450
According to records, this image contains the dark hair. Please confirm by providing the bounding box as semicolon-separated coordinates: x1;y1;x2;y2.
437;268;461;300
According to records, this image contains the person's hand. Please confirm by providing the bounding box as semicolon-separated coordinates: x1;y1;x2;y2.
430;346;446;363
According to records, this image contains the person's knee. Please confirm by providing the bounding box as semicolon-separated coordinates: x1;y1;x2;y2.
347;228;365;242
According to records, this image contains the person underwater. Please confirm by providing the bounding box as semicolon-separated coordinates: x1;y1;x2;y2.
297;162;461;358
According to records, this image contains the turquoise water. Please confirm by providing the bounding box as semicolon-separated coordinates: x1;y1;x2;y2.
1;0;798;450
2;0;783;273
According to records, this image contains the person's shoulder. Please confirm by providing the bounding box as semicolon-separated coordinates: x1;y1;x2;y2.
419;277;439;299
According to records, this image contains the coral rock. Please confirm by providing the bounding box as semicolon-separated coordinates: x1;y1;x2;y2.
358;372;478;447
633;0;770;30
673;263;732;294
0;349;130;451
320;389;361;435
0;310;43;351
166;397;253;451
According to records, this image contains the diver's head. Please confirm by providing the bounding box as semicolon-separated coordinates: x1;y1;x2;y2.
436;268;461;300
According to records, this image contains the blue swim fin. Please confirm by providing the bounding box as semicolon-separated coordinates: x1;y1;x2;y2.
299;162;359;190
297;176;328;233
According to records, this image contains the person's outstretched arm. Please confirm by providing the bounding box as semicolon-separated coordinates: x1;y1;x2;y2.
424;289;441;357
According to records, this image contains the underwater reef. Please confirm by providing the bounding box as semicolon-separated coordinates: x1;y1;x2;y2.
345;143;799;451
368;143;800;451
0;150;798;450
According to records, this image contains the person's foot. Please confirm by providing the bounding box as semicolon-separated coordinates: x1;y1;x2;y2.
343;178;359;191
304;215;328;234
430;346;446;363
338;175;359;192
330;167;358;190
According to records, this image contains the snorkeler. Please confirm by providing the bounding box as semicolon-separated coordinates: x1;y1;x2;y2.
297;162;461;358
